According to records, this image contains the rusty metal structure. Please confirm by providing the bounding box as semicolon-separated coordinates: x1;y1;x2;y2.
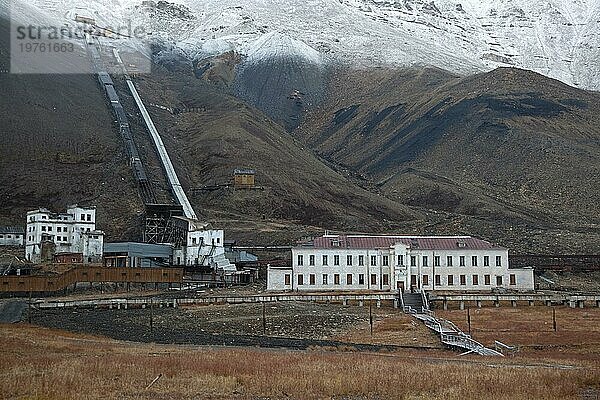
0;266;183;294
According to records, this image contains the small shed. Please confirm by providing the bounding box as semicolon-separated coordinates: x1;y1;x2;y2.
233;169;256;189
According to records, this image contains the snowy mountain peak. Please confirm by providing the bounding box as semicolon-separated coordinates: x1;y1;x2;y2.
242;31;323;66
18;0;600;90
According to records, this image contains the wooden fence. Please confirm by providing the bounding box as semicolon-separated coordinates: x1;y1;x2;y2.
0;266;183;294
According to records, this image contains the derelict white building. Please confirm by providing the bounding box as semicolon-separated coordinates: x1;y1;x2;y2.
268;234;534;292
25;205;104;264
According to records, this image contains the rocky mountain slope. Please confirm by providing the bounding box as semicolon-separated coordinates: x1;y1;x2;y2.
298;66;600;253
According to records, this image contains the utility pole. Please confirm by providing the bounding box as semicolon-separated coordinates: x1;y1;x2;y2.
552;307;557;332
262;302;266;335
28;290;32;324
369;302;373;336
467;306;471;336
149;297;154;334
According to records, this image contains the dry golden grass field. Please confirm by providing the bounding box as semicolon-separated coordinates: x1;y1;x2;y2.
437;306;600;360
1;314;600;400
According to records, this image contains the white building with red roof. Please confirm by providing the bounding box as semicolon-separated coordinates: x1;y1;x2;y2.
267;234;534;292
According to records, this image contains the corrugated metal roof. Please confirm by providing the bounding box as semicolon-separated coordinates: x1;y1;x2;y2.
104;242;173;258
309;235;505;250
0;227;25;234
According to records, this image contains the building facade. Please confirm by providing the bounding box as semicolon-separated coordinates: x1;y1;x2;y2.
171;217;235;272
25;205;104;264
267;234;534;292
0;227;25;246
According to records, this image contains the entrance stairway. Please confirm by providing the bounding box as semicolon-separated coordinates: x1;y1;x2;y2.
402;290;503;356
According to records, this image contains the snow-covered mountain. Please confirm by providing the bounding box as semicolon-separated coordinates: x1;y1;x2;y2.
20;0;600;90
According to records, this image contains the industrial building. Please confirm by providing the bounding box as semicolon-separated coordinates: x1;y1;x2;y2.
104;242;173;268
0;227;25;246
25;206;104;264
267;234;534;292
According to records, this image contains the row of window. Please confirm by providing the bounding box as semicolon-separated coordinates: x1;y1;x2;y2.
29;214;92;222
285;273;390;286
0;234;21;239
412;274;517;287
285;273;518;287
190;237;221;245
296;254;503;267
29;226;94;234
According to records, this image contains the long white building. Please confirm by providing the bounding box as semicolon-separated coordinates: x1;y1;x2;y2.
25;205;104;264
267;234;534;292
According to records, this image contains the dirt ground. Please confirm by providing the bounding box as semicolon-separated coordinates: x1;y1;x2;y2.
31;301;441;351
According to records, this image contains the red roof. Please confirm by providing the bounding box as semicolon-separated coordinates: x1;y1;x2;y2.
308;235;505;251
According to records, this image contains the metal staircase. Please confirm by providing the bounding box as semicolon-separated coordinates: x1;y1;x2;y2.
402;290;503;356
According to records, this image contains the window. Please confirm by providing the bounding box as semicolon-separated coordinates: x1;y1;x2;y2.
347;274;353;285
297;255;304;266
448;275;454;286
358;255;364;266
284;274;291;286
382;255;389;266
41;226;46;232
435;275;441;286
447;256;453;267
334;255;340;266
496;256;502;267
370;274;377;285
347;255;353;266
398;255;404;265
217;237;220;244
87;214;91;221
192;237;197;245
309;255;315;266
41;215;46;220
382;274;389;286
410;256;416;267
484;274;491;285
411;275;417;287
422;275;429;286
334;274;340;285
472;256;478;267
80;215;84;221
370;255;377;266
359;274;365;285
496;276;503;286
322;255;328;266
298;274;304;285
422;256;428;267
484;256;490;267
434;256;440;267
510;274;516;286
473;275;479;285
57;227;61;233
63;236;67;241
309;274;315;285
322;274;328;285
460;275;466;285
460;256;466;266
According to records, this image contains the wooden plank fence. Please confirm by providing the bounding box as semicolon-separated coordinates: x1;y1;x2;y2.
0;267;183;294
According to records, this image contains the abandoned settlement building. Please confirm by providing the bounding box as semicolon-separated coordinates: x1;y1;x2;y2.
0;227;25;246
24;206;104;264
267;234;534;292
